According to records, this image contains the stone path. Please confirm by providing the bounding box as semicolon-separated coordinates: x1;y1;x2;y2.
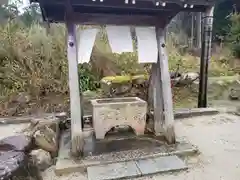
55;129;197;176
87;156;187;180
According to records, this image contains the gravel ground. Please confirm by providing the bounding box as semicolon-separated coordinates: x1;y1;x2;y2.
0;123;30;139
0;109;239;180
42;112;240;180
139;112;240;180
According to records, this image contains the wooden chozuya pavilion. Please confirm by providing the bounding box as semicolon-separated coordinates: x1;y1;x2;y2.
30;0;217;156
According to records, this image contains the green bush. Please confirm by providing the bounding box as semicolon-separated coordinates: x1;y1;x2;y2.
228;13;240;58
78;64;98;92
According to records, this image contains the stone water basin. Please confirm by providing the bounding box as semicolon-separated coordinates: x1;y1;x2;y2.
91;97;147;139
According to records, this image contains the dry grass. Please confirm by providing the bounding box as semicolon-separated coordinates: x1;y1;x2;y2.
0;23;68;98
0;22;237;115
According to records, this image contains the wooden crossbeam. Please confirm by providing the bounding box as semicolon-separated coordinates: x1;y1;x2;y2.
32;0;216;23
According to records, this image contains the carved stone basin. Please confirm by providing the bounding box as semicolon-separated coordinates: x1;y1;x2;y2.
91;97;147;139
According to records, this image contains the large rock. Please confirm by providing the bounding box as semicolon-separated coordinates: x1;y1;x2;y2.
0;133;41;180
0;135;32;152
33;126;58;154
12;92;31;104
174;72;199;86
0;151;26;180
23;116;59;155
100;75;149;101
229;88;240;100
30;149;52;171
229;89;239;100
5;107;18;116
229;80;240;100
0;151;41;180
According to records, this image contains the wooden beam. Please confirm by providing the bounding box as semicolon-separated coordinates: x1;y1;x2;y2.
44;11;177;26
156;27;176;144
71;13;165;27
66;21;84;156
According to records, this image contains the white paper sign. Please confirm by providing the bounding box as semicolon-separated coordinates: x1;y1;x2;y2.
78;28;98;64
135;27;158;63
106;26;133;54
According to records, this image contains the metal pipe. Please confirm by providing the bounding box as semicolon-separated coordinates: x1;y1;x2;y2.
198;6;214;108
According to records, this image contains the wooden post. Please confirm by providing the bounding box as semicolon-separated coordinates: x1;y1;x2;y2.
198;7;214;108
66;21;84;156
151;60;164;136
155;27;176;144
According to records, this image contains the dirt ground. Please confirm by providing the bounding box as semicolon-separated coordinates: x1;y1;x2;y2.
40;111;240;180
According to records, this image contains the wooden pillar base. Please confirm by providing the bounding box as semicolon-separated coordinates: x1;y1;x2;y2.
71;132;84;157
164;126;176;144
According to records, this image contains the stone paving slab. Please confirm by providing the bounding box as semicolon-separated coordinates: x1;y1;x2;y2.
87;161;141;180
0;113;55;124
55;130;196;176
174;108;219;119
136;155;187;175
87;155;187;180
149;108;219;120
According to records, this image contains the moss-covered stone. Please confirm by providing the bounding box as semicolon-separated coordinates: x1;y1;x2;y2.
101;74;149;84
100;75;149;99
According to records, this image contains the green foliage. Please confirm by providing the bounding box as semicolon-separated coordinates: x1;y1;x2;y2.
78;64;98;92
213;0;233;40
19;3;42;26
228;13;240;58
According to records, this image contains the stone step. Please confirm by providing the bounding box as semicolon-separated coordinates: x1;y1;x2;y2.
87;155;187;180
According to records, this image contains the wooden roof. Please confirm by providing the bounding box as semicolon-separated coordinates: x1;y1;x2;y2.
31;0;217;26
